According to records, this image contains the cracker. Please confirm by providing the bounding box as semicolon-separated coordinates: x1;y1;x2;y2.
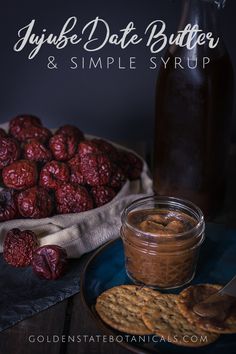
177;284;236;334
95;285;159;334
142;293;219;347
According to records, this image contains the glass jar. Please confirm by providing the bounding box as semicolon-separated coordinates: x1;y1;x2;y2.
121;196;205;289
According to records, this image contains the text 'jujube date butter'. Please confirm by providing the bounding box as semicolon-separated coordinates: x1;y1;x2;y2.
121;196;205;289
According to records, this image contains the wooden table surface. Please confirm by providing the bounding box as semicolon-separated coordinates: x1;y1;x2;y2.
0;146;236;354
0;252;134;354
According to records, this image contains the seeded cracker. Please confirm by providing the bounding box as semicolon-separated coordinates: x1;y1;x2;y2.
95;285;159;335
141;293;219;347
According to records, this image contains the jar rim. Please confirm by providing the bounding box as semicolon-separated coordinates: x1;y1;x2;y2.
121;195;205;238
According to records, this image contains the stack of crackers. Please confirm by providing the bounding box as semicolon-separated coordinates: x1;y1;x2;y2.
95;284;236;347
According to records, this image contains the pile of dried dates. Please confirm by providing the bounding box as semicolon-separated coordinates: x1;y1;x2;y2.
0;115;143;220
3;227;67;280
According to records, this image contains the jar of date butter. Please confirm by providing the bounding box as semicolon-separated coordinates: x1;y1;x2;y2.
121;196;205;289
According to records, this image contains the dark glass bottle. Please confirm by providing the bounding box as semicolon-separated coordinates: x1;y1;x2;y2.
153;0;234;217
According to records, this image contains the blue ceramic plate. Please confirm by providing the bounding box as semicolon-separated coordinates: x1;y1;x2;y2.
81;223;236;354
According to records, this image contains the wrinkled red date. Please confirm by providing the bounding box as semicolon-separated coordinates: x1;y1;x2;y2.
91;186;116;207
68;154;86;185
0;136;21;169
17;186;53;218
0;189;19;221
39;160;70;189
25;126;52;143
109;164;127;190
32;245;68;280
10;114;42;132
24;139;52;163
77;140;101;158
80;153;112;186
55;183;93;214
55;124;84;141
92;138;119;161
9;115;52;143
118;151;143;180
49;134;78;161
2;160;38;190
3;228;38;267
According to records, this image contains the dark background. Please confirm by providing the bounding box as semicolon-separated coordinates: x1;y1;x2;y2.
0;0;235;143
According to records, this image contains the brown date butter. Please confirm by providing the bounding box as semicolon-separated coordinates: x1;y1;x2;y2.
193;291;235;322
121;203;204;289
184;285;236;331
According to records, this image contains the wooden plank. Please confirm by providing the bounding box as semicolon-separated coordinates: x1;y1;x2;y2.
0;253;91;354
65;293;132;354
0;300;68;354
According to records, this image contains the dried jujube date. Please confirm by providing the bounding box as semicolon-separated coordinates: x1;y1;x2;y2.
23;125;52;144
68;154;86;185
49;134;78;161
118;151;143;180
55;124;84;141
55;183;93;214
3;228;38;267
17;186;53;218
9;115;42;134
9;114;52;143
39;160;70;189
0;189;19;221
24;139;52;163
32;245;68;280
109;164;127;190
91;186;116;207
92;138;119;161
77;140;101;158
2;160;38;190
0;136;20;169
80;153;112;186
